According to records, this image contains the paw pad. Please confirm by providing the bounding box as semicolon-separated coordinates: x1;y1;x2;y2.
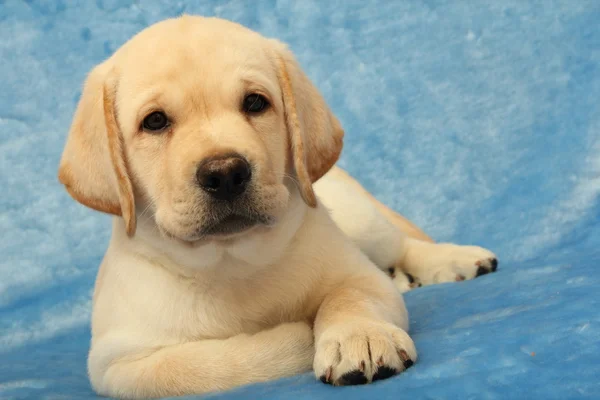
336;370;368;386
372;366;397;381
475;257;499;277
490;258;498;271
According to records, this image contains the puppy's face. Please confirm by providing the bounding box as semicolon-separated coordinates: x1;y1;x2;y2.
59;16;344;243
116;20;289;241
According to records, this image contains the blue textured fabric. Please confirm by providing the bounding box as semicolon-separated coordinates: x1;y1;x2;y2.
1;1;599;399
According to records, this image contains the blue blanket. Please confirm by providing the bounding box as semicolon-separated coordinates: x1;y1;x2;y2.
1;1;598;399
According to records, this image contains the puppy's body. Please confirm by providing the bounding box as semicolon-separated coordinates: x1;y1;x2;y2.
59;16;497;399
90;187;411;398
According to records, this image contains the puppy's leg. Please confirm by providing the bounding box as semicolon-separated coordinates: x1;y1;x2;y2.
315;166;498;288
315;166;433;243
314;166;426;292
313;271;417;385
90;322;314;399
314;167;412;271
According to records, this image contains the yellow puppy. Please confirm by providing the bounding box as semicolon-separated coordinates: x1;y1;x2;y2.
59;15;497;399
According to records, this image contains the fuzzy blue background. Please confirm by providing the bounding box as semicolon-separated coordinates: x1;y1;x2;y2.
1;1;599;399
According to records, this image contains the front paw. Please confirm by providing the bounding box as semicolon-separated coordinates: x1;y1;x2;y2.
428;244;498;284
314;320;417;386
387;267;422;293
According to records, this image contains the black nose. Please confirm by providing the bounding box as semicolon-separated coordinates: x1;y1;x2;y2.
196;155;251;201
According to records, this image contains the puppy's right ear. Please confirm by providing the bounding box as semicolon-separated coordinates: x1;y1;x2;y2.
58;61;136;236
271;40;345;208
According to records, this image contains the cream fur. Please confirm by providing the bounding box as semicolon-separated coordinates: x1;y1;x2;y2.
314;167;498;292
58;15;497;399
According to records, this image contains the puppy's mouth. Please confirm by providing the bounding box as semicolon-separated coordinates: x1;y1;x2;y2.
161;211;276;244
200;214;264;238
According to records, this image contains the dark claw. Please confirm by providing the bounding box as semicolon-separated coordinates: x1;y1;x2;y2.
398;349;414;369
372;366;397;381
337;370;368;386
491;258;498;272
475;266;489;277
319;367;333;384
404;272;416;284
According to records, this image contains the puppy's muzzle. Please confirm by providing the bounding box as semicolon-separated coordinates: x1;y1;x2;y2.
196;154;252;202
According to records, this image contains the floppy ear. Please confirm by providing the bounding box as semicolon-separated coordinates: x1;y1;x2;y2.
272;41;344;207
58;60;136;236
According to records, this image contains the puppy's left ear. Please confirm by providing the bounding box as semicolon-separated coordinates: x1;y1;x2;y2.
271;40;344;207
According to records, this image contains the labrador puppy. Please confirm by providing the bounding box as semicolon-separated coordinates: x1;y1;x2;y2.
58;15;497;399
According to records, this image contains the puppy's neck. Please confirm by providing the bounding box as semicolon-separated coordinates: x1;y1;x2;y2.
109;192;309;276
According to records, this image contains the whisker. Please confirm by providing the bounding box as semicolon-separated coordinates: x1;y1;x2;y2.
138;201;155;220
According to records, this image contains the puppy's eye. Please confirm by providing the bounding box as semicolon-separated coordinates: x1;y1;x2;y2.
142;111;169;132
242;93;269;114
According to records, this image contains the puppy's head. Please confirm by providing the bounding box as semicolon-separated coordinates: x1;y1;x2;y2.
58;16;343;242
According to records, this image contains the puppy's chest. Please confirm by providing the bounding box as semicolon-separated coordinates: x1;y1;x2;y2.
159;268;314;340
